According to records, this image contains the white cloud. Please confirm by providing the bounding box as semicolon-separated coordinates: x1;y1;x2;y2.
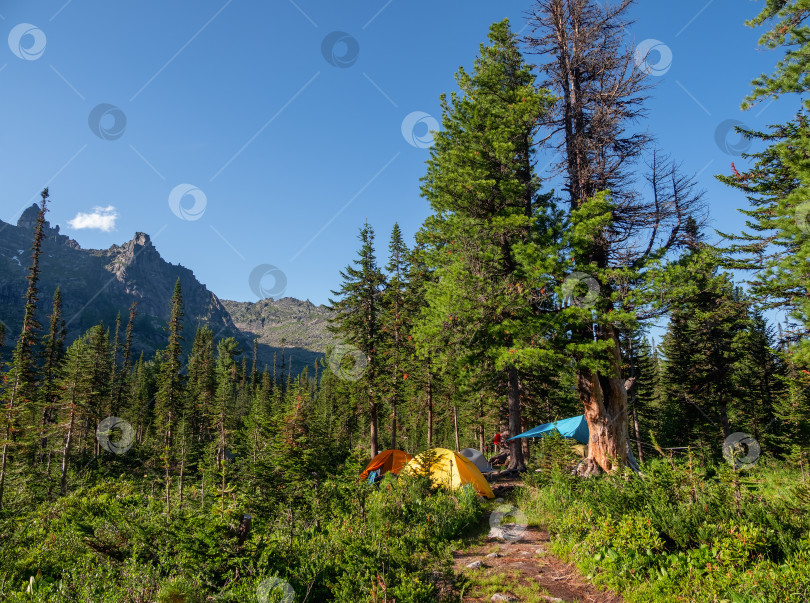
68;206;118;232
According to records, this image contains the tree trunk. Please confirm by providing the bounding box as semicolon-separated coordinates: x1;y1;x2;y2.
164;413;172;520
506;367;525;471
579;326;633;473
219;412;226;515
626;330;644;464
60;370;79;496
478;396;485;453
165;451;171;520
718;398;731;440
520;413;530;462
391;400;397;451
426;375;433;448
632;406;644;463
179;428;185;506
391;351;398;450
220;462;226;515
453;405;460;451
369;400;379;458
368;354;379;458
0;367;26;509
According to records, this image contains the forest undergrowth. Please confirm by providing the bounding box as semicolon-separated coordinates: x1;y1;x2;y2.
519;437;810;603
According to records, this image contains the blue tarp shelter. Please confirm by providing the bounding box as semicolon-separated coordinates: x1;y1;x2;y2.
508;415;590;444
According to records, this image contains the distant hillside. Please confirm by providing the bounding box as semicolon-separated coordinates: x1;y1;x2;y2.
221;297;334;354
0;204;321;374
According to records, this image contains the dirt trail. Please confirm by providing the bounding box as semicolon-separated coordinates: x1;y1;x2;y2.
453;524;623;603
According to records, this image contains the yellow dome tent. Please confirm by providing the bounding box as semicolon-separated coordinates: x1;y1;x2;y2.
400;448;495;499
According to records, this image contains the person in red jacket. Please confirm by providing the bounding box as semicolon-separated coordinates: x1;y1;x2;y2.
494;433;502;452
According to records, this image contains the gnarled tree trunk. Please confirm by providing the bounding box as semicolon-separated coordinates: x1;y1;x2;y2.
578;326;639;474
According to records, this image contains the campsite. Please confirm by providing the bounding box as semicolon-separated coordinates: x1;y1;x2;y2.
1;0;810;601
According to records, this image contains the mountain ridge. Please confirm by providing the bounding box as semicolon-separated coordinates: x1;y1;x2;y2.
221;297;333;354
0;204;332;373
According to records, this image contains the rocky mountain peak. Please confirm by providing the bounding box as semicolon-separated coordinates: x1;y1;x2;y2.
107;232;157;269
1;212;322;374
131;232;152;247
16;204;41;230
15;203;78;249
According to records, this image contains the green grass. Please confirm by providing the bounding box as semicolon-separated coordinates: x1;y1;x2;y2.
461;568;559;602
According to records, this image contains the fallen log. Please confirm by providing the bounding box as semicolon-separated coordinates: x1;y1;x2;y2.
492;484;515;496
489;467;520;480
489;451;509;466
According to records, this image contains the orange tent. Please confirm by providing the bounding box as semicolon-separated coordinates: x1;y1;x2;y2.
360;449;413;480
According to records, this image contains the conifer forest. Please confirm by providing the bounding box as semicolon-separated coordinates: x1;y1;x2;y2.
1;1;809;601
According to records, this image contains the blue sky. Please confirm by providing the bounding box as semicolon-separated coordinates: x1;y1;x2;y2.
0;1;799;307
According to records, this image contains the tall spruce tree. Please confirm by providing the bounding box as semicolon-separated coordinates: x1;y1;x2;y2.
37;287;66;476
718;2;810;363
621;327;660;462
109;312;122;418
381;223;410;450
659;240;750;451
130;352;154;444
57;335;93;495
86;324;113;457
774;351;810;456
742;0;809;110
154;279;185;517
0;188;50;509
114;302;138;413
400;241;444;452
415;19;554;470
212;337;241;514
718;114;810;361
716;2;810;462
187;326;216;448
328;222;386;458
734;307;785;448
